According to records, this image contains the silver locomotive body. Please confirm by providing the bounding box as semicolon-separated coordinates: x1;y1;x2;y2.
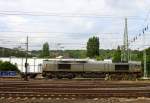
42;59;142;79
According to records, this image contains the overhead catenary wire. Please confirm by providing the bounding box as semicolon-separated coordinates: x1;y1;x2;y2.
129;9;150;49
0;10;149;50
0;10;146;20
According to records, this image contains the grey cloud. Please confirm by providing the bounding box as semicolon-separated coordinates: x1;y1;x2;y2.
0;0;149;50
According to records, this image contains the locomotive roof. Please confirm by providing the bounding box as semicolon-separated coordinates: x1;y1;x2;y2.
43;59;141;65
43;59;88;63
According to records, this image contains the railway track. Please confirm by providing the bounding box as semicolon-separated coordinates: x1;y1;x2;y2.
0;80;150;99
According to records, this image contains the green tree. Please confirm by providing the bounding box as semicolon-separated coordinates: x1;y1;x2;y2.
0;61;20;72
146;47;150;77
113;46;121;62
86;36;99;58
42;42;50;58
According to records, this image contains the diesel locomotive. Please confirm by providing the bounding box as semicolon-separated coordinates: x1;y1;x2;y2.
42;59;142;80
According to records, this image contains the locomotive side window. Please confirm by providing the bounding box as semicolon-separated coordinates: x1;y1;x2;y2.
58;64;71;69
115;64;129;71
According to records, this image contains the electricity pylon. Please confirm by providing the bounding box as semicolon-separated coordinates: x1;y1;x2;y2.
121;18;129;62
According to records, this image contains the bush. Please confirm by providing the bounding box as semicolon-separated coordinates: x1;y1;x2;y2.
0;61;2;65
96;56;103;61
0;61;20;72
147;62;150;77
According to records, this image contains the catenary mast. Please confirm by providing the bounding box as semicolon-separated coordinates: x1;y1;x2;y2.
121;18;129;62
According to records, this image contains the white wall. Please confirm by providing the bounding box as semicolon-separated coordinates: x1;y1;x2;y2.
0;57;44;73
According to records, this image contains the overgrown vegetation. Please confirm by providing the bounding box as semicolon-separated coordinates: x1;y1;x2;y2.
112;46;121;62
0;47;32;57
0;61;20;72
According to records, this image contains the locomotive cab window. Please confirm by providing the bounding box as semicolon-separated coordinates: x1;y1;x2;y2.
115;64;129;71
58;64;71;69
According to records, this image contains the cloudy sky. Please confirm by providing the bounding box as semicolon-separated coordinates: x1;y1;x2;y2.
0;0;150;50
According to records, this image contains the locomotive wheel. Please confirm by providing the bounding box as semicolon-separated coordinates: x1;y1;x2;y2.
29;74;37;79
68;76;72;79
48;75;53;79
42;72;46;77
67;73;74;79
44;75;53;79
57;75;62;79
20;73;25;78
